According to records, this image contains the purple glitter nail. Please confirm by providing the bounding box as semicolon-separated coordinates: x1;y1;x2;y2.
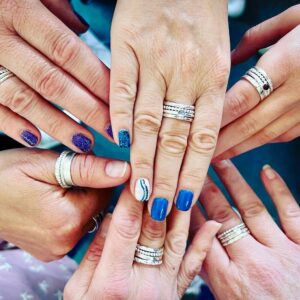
72;133;92;153
21;130;38;146
106;124;114;139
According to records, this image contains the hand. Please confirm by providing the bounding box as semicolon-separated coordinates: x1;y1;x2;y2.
64;186;220;299
214;5;300;160
0;0;111;152
0;148;130;261
191;160;300;299
110;0;230;219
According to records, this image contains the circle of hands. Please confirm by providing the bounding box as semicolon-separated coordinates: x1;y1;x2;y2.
0;1;299;299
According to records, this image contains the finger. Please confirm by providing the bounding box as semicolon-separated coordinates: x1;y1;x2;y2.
232;5;300;64
0;104;41;147
0;37;111;141
64;214;112;299
177;221;221;297
0;75;95;153
130;70;165;202
13;0;109;101
213;160;285;246
175;93;223;214
110;42;139;147
273;123;300;143
217;105;300;160
91;187;143;286
261;165;300;244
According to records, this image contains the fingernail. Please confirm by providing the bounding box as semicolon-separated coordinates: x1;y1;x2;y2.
74;11;89;27
72;133;92;153
176;189;193;211
21;130;38;146
214;159;232;169
135;178;150;202
105;161;128;178
118;129;130;148
151;198;168;221
106;124;114;139
263;164;276;180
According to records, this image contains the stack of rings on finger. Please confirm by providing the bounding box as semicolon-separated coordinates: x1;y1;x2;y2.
242;66;273;101
163;101;195;122
134;244;164;266
54;151;77;189
0;66;14;84
88;212;104;234
217;223;250;247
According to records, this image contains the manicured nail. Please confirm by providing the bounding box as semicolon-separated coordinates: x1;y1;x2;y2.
176;189;193;211
263;164;276;180
135;178;150;202
74;11;89;27
151;198;168;221
72;133;92;153
106;124;114;139
21;130;38;146
118;129;130;148
105;161;128;178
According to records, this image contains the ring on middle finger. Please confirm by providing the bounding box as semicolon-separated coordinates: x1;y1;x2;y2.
163;101;195;122
217;222;250;247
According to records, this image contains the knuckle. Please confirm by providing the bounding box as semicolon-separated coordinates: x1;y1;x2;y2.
133;158;152;171
281;204;300;220
180;168;205;184
257;129;278;144
113;212;141;241
213;206;236;223
159;132;188;156
226;92;250;118
52;33;81;67
189;127;218;155
111;79;137;103
155;179;174;194
239;201;266;219
239;117;257;137
82;103;103;127
134;110;162;134
165;231;187;258
85;238;105;263
74;155;97;184
47;117;64;138
142;218;165;240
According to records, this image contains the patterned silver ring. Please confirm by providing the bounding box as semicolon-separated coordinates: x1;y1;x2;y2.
88;212;104;234
218;223;250;247
163;101;195;122
134;244;164;266
0;66;14;84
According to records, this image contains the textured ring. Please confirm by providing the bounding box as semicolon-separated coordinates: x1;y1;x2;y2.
134;244;164;266
0;66;14;84
163;101;195;122
88;212;104;234
54;151;76;188
218;223;250;247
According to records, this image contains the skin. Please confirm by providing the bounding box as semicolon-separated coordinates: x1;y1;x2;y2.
214;5;300;161
0;0;112;151
64;186;221;300
0;148;130;261
110;0;230;217
190;160;300;299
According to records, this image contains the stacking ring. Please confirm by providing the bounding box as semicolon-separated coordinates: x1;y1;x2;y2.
134;244;164;266
218;223;250;247
0;66;14;85
88;212;104;234
54;151;77;189
163;101;195;122
242;66;273;101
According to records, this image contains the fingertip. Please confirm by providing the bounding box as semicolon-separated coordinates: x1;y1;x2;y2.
105;160;130;179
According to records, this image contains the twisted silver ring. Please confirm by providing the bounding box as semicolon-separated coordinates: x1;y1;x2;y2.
88;212;104;234
0;66;14;84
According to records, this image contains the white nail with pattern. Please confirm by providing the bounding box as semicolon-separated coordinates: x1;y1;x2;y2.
135;178;150;202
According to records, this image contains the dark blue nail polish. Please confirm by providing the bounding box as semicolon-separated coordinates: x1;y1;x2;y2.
106;124;114;139
176;190;193;211
72;133;92;153
151;198;168;221
118;129;130;148
74;11;89;27
21;130;38;146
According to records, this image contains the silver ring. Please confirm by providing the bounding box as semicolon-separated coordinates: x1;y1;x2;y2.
88;212;104;234
242;66;273;101
134;244;164;266
163;101;195;122
54;151;76;188
218;223;250;247
0;66;14;84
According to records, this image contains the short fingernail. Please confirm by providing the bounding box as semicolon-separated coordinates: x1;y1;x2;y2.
118;129;130;148
151;198;168;221
263;164;276;180
72;133;92;153
21;130;38;146
74;11;89;27
176;189;193;211
135;178;150;202
106;124;114;139
105;160;128;178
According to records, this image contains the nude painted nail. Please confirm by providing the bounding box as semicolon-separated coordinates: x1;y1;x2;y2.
105;161;128;178
135;178;150;202
263;164;276;180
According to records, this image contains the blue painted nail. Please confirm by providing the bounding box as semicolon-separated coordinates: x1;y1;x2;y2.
72;133;92;153
106;124;114;139
21;130;38;146
176;189;193;211
151;198;168;221
118;129;130;148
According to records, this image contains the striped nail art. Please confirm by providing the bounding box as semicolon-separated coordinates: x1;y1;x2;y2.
135;178;150;202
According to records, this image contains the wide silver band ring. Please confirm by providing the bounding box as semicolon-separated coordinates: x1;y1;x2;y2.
88;212;104;234
0;66;14;84
218;223;250;247
134;244;164;266
242;66;273;101
54;151;76;189
163;101;195;123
